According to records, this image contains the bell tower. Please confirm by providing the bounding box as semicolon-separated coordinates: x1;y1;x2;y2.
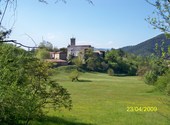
70;37;76;46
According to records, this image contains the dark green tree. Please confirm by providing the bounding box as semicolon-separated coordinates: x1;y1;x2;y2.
84;49;107;71
105;49;137;75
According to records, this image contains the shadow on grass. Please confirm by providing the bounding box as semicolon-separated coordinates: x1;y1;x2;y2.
36;116;94;125
114;74;128;77
78;79;92;82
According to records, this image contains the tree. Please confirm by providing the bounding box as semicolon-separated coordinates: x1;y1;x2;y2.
84;48;106;72
35;48;50;60
0;44;72;125
39;40;53;51
69;70;80;82
146;0;170;34
73;56;83;69
59;47;67;53
105;49;137;75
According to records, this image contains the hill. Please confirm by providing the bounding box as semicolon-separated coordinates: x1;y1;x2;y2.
121;34;170;56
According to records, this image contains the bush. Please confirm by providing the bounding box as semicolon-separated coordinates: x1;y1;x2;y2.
128;65;137;76
0;44;72;125
137;66;149;76
165;84;170;96
156;70;170;95
69;70;80;82
144;71;158;85
107;68;114;76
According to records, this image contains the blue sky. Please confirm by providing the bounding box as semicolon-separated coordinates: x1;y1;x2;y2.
3;0;162;49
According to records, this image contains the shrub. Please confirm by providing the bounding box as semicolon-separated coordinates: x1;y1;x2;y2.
69;70;80;82
0;44;72;125
107;68;114;76
144;71;158;85
128;65;137;76
156;70;170;95
137;66;149;76
165;84;170;96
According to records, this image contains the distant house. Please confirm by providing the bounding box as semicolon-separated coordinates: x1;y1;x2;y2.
49;51;67;67
50;52;55;59
67;38;94;59
55;51;67;60
49;51;67;60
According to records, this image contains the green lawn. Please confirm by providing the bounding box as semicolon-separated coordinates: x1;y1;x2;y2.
33;68;170;125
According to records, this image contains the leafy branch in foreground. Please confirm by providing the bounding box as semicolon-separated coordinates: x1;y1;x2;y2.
0;43;72;125
146;0;170;34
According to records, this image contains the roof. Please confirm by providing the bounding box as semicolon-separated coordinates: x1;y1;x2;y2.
68;45;92;48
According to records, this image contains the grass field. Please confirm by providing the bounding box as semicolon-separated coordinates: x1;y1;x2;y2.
33;67;170;125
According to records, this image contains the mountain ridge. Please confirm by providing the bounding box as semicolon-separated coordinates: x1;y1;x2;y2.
120;34;170;56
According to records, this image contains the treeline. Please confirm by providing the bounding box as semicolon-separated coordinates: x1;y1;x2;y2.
71;48;139;76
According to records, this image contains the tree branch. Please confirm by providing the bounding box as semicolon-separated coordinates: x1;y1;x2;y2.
0;40;38;49
0;0;10;27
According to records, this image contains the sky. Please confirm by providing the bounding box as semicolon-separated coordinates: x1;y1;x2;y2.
1;0;162;49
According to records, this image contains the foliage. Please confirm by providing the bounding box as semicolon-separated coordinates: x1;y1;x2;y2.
146;0;170;33
134;39;168;83
67;54;75;64
72;56;84;69
143;55;168;85
0;44;72;125
38;40;53;51
105;49;138;75
0;30;11;41
74;48;108;72
36;48;50;60
128;64;137;76
144;71;158;85
59;47;67;53
107;68;114;76
156;70;170;95
69;70;80;82
137;66;149;76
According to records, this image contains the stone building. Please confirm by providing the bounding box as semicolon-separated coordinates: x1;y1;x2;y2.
55;51;67;60
67;38;94;58
49;51;67;60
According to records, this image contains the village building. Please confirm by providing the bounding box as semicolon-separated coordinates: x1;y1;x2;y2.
49;51;67;60
48;38;106;67
67;38;94;59
49;51;67;67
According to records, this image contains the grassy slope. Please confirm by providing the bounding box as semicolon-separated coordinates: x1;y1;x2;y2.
33;68;170;125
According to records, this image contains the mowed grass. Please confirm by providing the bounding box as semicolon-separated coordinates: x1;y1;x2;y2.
33;67;170;125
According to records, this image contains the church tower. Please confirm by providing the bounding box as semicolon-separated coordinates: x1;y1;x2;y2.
70;37;76;46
